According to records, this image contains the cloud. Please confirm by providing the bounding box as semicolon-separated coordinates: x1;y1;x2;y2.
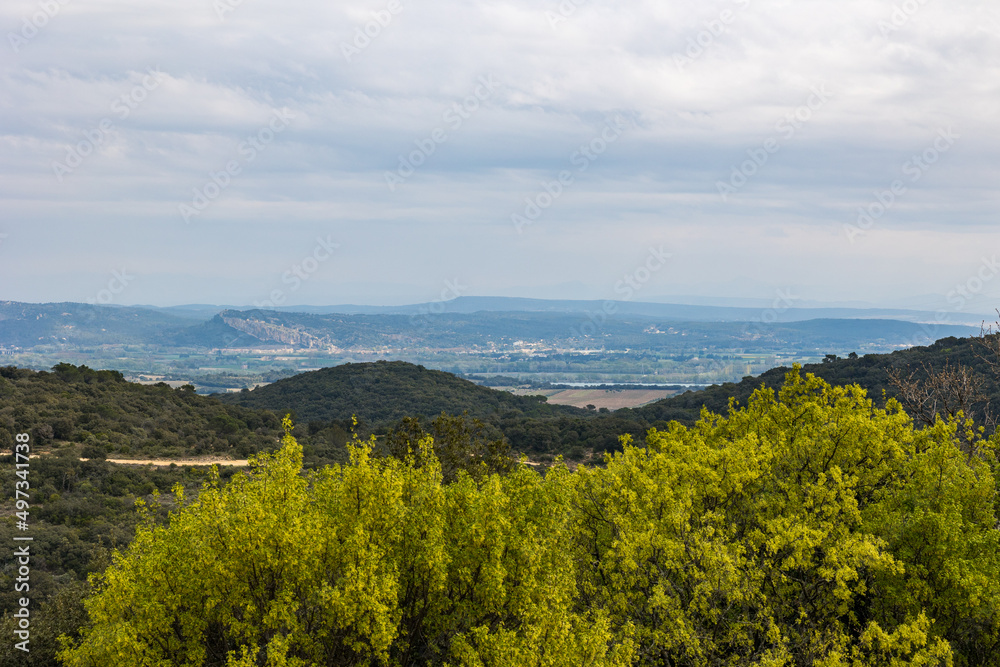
1;0;999;307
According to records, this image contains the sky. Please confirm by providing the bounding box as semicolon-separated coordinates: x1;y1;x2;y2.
1;0;999;316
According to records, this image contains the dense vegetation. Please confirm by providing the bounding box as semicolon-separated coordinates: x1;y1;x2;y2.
218;360;652;461
0;364;283;460
0;367;526;666
59;371;1000;666
0;453;244;665
217;360;581;424
631;335;993;425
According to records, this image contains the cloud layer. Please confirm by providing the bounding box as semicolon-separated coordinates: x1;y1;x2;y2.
1;0;999;314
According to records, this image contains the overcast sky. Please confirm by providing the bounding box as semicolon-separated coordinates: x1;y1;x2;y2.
1;0;998;315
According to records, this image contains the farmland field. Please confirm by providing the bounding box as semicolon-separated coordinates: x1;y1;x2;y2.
510;387;679;409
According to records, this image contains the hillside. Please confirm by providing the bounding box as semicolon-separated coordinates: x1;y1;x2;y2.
5;300;974;356
217;359;583;425
0;301;198;347
6;300;976;355
0;363;283;459
215;360;654;459
206;308;977;353
630;335;998;424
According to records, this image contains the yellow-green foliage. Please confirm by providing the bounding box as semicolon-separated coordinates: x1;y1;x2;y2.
58;416;629;667
59;371;1000;666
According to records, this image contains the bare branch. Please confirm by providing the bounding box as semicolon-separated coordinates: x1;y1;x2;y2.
886;359;988;460
974;309;1000;376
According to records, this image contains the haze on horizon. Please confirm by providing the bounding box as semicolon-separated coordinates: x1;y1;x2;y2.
1;0;999;316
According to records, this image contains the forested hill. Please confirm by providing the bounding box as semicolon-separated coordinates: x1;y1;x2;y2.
0;363;283;458
629;335;994;424
217;360;584;425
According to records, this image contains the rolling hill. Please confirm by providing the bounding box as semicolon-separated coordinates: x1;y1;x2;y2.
216;359;584;425
0;363;283;459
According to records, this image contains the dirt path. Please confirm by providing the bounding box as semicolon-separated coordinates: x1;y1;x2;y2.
2;451;250;467
102;458;251;467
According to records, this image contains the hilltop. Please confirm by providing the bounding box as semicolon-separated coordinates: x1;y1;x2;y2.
216;359;583;426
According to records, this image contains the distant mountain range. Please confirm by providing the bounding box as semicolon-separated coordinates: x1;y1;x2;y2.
206;309;976;354
0;301;199;347
130;296;990;325
0;300;981;357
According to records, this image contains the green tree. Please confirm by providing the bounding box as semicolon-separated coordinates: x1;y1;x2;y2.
571;369;983;666
381;413;513;483
58;418;629;666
